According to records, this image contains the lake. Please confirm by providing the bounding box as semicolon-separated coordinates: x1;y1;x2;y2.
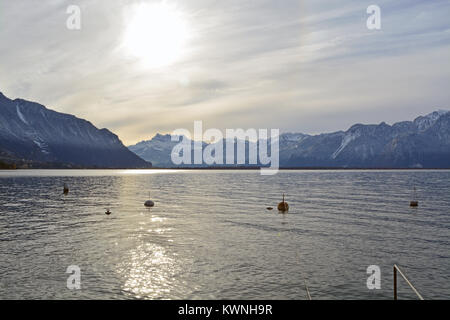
0;169;449;299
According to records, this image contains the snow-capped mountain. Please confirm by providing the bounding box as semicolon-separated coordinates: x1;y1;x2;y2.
129;134;186;167
414;110;449;132
129;133;210;167
129;110;450;168
0;92;150;168
283;110;450;168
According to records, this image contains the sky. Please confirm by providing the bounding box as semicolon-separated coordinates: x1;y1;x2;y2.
0;0;449;145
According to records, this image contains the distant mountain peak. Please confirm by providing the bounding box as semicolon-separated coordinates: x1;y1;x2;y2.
426;109;449;119
154;133;172;140
129;109;450;169
418;109;449;120
0;93;49;113
414;109;449;132
0;92;151;168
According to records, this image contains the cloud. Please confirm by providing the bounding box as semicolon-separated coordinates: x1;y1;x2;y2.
0;0;449;144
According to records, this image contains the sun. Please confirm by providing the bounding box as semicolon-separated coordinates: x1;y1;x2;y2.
123;2;190;68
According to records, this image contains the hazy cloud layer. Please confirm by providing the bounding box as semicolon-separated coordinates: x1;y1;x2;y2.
1;0;449;144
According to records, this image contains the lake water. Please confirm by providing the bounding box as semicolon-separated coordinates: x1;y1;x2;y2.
0;169;449;300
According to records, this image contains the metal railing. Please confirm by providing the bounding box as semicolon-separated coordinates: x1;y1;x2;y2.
393;264;424;300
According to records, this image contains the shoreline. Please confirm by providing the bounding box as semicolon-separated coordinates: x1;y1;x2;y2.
2;167;450;171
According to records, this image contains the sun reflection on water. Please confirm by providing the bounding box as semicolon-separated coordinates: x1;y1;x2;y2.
118;241;179;299
119;169;183;175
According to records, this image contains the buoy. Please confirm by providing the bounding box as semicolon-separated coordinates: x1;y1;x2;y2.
145;200;155;207
267;207;273;210
63;183;69;195
144;192;155;208
277;194;289;212
105;209;112;215
410;187;419;207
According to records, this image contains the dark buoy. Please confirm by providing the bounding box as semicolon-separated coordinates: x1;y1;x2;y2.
105;209;112;215
277;194;289;212
63;183;69;195
267;207;273;211
144;192;155;208
145;200;155;207
410;187;419;207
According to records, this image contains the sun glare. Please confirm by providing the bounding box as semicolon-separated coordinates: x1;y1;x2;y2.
123;2;190;68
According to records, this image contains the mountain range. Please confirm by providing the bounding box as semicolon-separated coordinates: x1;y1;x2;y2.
129;110;450;169
0;92;150;168
1;91;448;169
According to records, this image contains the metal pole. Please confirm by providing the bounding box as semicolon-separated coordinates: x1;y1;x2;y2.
305;281;312;300
395;265;424;300
394;265;397;300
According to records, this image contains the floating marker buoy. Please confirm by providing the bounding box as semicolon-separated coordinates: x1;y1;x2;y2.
410;187;419;207
144;192;155;208
267;207;273;211
63;183;69;195
277;194;289;212
105;209;112;215
145;200;155;207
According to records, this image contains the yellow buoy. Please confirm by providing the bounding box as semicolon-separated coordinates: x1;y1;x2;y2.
277;194;289;212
